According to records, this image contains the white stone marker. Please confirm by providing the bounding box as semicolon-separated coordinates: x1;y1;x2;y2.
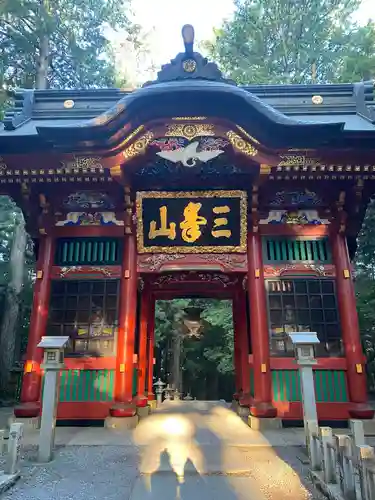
4;422;23;475
37;336;69;463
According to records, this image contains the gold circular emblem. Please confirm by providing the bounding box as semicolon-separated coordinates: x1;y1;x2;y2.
182;124;198;140
63;99;75;109
312;95;323;105
183;59;197;73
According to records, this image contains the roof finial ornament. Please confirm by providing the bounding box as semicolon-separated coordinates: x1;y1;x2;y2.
182;24;195;55
142;24;236;86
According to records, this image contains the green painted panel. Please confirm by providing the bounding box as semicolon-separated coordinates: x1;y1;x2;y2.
132;368;138;396
55;238;121;266
42;368;139;403
249;368;254;397
263;237;331;263
271;369;348;403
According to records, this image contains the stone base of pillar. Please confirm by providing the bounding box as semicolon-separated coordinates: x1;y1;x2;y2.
109;404;136;418
105;415;138;430
231;400;250;417
349;403;374;419
136;405;151;420
13;402;40;419
148;400;157;411
250;401;277;418
248;415;282;431
9;416;41;430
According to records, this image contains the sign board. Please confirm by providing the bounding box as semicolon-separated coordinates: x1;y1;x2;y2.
136;190;247;253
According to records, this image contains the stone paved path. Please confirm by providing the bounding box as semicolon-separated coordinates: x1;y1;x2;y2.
2;402;326;499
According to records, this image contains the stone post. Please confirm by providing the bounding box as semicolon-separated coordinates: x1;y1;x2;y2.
320;427;335;484
4;423;23;475
37;336;69;463
358;445;375;500
38;368;60;462
306;420;321;471
335;434;355;498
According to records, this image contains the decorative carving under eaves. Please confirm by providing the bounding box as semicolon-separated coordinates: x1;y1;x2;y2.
138;254;184;272
55;212;124;226
263;264;334;277
59;266;115;278
165;123;215;140
226;131;258;157
278;155;320;168
135;155;244;178
62;156;103;171
63;191;115;210
151;272;238;288
260;209;330;225
197;254;247;269
123;132;154;160
269;190;322;207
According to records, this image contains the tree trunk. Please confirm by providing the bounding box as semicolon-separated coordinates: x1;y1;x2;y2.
36;34;50;89
172;333;182;392
0;221;26;398
0;290;20;396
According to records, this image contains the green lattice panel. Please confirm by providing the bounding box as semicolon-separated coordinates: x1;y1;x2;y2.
271;369;348;403
43;368;138;402
263;237;331;263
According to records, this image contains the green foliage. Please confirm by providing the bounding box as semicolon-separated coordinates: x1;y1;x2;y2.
205;0;375;84
155;299;234;398
0;0;139;90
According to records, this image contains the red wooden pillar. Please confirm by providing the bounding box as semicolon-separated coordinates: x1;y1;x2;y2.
331;232;374;419
110;231;138;417
147;297;156;399
15;235;55;418
233;291;248;401
247;232;277;418
135;286;149;407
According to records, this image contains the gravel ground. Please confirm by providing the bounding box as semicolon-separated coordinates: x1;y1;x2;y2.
0;445;326;500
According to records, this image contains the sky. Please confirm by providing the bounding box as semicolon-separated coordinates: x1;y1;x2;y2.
118;0;374;85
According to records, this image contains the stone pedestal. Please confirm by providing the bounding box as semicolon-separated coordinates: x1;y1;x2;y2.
104;415;138;430
236;404;250;418
248;415;282;431
137;405;151;420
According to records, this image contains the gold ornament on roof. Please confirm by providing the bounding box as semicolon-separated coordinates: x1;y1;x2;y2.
172;117;207;121
183;59;197;73
226;131;258;157
123;131;154;160
165;123;215;140
63;99;75;109
312;95;323;105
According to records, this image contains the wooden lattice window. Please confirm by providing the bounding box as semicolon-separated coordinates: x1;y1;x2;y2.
55;238;121;266
267;278;342;357
263;237;331;263
47;280;120;356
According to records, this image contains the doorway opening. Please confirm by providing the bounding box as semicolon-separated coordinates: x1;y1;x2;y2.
154;298;235;401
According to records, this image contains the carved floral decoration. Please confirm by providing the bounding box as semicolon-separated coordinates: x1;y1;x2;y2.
63;191;115;210
260;209;330;225
55;212;124;226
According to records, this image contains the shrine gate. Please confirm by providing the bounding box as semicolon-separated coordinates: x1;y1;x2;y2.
1;25;374;424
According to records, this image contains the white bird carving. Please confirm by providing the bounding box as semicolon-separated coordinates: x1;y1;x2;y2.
156;141;224;167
